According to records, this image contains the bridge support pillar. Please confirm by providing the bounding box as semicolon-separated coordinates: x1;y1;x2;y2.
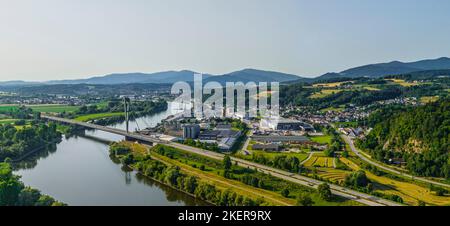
125;136;153;146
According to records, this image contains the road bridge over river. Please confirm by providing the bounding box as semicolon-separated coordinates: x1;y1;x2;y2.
41;115;165;145
42;115;402;206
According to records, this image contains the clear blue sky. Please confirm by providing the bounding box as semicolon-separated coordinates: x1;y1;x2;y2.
1;0;450;81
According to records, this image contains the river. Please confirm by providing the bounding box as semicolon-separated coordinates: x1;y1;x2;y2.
13;102;207;206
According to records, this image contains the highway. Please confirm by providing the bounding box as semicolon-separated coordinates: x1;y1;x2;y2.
43;115;402;206
342;134;450;189
168;142;401;206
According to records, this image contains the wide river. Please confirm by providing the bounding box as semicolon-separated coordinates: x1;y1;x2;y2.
14;102;207;206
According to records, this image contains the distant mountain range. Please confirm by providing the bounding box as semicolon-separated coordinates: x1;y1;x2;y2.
0;69;302;86
1;57;450;86
316;57;450;80
45;70;213;85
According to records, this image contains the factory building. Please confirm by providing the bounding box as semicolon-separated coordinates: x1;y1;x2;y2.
183;124;200;139
260;117;314;131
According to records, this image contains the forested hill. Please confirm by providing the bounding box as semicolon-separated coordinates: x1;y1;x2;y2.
358;99;449;178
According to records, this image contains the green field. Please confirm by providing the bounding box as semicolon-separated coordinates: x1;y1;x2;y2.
0;104;80;113
385;79;419;87
28;105;80;113
242;150;310;163
313;82;346;88
309;89;343;99
363;86;381;91
0;106;19;112
74;112;124;122
310;135;333;144
0;119;19;124
320;106;345;113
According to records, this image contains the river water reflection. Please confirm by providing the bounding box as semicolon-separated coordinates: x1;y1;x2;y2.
14;102;207;206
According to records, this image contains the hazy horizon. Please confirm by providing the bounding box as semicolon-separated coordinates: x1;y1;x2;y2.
1;0;450;82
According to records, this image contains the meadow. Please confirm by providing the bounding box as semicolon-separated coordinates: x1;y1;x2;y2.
385;79;419;87
313;82;346;88
0;104;80;113
310;135;333;144
244;149;310;163
420;96;440;104
0;105;19;112
309;89;343;99
74;112;124;122
0;119;19;124
28;105;80;113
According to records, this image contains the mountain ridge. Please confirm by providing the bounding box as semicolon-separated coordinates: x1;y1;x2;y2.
317;57;450;80
1;57;450;86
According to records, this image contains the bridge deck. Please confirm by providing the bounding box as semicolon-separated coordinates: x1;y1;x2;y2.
41;115;399;206
42;115;165;144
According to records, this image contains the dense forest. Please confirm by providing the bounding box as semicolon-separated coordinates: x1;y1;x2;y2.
357;99;449;178
0;123;61;161
0;162;64;206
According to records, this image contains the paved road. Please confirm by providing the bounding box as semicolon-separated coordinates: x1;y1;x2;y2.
168;142;402;206
342;134;450;189
43;115;402;206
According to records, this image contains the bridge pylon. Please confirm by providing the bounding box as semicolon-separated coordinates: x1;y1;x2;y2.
123;97;131;133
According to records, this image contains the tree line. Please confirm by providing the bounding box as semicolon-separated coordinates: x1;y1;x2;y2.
0;162;65;206
0;122;61;162
110;143;267;206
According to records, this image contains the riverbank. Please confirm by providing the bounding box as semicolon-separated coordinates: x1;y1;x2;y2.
111;141;363;206
10;138;62;162
110;141;287;206
73;100;168;126
13;102;204;206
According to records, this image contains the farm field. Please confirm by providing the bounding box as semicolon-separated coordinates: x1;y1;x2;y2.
363;86;381;91
239;149;310;163
339;158;450;206
385;79;419;87
320;106;345;113
0;104;80;113
74;112;124;122
313;82;346;88
28;104;80;113
309;89;343;99
0;105;19;112
310;135;333;144
420;96;440;104
315;168;350;184
0;119;19;124
303;155;335;168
